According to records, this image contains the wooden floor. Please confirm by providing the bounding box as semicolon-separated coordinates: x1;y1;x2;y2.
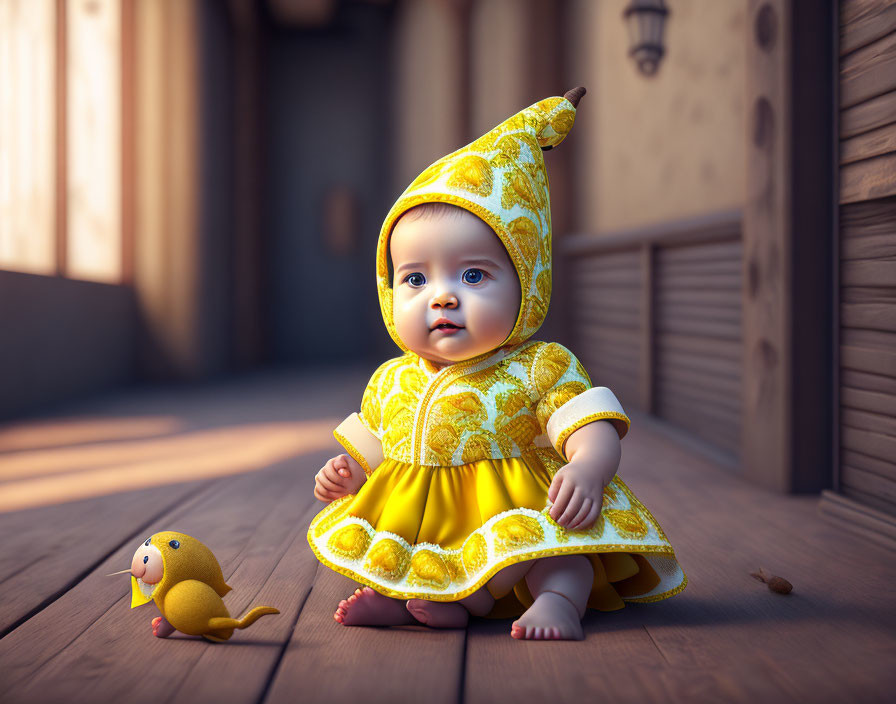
1;368;894;704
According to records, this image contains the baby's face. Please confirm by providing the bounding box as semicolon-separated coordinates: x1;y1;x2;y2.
390;209;521;367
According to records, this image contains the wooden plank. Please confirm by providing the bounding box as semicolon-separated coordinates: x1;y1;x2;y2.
655;301;742;323
841;233;896;259
658;286;742;307
266;568;465;704
818;488;896;550
841;286;896;304
573;305;641;329
654;376;742;419
842;447;896;480
840;483;896;517
841;386;896;416
840;120;896;164
656;271;742;291
658;239;742;265
0;479;208;637
655;258;742;277
572;268;642;288
840;196;896;238
842;464;896;506
569;251;642;273
563;211;741;256
654;316;741;341
841;260;896;286
840;89;896;139
841;406;896;438
0;456;327;698
576;324;642;347
840;344;896;377
658;332;742;361
575;291;641;315
840;151;896;203
841;325;896;349
840;30;896;109
841;368;896;394
842;425;896;464
655;362;742;400
840;301;896;331
840;0;896;56
657;345;742;381
654;384;742;428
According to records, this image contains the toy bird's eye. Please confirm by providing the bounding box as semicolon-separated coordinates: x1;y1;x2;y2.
169;540;180;549
143;556;149;564
144;539;150;546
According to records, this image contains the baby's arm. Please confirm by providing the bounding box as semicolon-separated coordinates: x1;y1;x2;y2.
547;419;621;530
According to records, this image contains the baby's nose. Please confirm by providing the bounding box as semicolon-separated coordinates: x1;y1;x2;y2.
430;291;458;308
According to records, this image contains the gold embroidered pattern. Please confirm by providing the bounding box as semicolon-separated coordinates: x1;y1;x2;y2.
447;154;495;197
604;510;649;540
327;523;371;560
307;476;684;603
357;342;609;467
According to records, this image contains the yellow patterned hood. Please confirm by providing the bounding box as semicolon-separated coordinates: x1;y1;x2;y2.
376;90;582;353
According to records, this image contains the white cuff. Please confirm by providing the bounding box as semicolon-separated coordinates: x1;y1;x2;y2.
333;413;385;476
546;386;630;458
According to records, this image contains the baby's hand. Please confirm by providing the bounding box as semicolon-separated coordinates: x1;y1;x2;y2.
547;460;608;530
314;454;366;503
547;420;622;531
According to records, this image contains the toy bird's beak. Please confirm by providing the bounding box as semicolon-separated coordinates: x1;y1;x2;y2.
106;569;132;576
130;575;155;608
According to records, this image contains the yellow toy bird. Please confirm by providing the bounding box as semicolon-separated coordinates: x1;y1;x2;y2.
113;531;279;642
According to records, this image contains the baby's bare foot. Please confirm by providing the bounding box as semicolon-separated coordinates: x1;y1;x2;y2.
510;591;584;641
334;587;417;626
406;599;469;628
152;615;175;638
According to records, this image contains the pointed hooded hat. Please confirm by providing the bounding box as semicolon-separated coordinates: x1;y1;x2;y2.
376;88;584;355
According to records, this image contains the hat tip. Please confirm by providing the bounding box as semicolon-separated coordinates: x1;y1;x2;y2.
563;87;586;108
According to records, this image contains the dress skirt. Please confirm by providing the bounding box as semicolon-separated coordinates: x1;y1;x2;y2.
307;451;687;617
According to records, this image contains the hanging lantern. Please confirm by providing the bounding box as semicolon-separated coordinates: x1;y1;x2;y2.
623;0;670;77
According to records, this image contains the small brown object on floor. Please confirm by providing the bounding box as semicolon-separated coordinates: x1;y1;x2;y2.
750;567;793;594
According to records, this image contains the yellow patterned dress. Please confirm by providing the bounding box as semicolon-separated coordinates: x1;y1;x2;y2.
307;341;687;617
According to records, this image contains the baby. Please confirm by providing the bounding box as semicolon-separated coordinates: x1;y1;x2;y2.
308;88;686;640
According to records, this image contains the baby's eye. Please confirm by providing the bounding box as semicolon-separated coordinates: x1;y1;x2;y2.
462;268;484;284
404;272;426;287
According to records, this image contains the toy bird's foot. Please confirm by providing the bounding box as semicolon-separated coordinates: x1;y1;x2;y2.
152;615;175;638
510;592;584;641
334;587;416;626
406;599;469;628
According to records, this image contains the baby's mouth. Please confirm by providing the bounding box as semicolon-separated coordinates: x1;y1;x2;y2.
430;319;464;332
429;318;464;333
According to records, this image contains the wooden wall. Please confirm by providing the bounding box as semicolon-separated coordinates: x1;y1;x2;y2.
654;239;743;456
837;199;896;516
819;0;896;548
832;0;896;518
565;211;742;461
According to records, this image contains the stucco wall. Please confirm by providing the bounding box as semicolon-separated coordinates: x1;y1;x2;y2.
568;0;746;233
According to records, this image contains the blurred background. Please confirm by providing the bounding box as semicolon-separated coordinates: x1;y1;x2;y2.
1;0;893;544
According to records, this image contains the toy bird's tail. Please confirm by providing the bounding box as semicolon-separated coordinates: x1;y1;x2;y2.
207;606;280;633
